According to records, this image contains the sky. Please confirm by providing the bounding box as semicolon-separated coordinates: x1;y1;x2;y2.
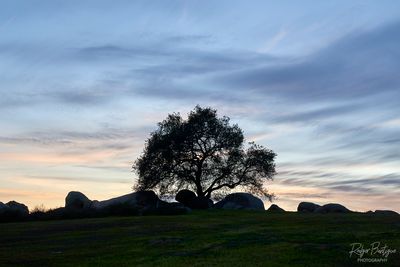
1;1;400;212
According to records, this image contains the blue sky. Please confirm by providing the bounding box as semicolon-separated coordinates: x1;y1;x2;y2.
1;1;400;211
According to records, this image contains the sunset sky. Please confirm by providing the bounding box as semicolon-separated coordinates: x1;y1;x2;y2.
1;1;399;212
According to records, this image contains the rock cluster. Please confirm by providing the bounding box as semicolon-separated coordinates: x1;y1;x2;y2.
2;190;398;222
0;201;29;217
174;190;267;210
297;202;351;213
65;190;188;215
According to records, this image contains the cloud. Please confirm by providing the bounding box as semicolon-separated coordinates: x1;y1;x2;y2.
258;28;287;53
277;192;329;199
163;34;214;45
27;175;131;184
277;170;400;194
311;120;400;163
218;21;400;102
0;127;148;145
77;35;214;61
272;103;363;124
0;36;281;108
76;45;171;61
326;173;400;187
0;188;61;200
53;89;114;105
0;127;149;167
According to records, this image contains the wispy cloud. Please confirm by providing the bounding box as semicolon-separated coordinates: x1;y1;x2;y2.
218;21;400;102
258;28;287;53
277;170;400;194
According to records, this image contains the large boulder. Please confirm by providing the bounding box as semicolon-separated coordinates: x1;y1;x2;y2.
267;204;285;212
6;201;29;216
134;191;159;208
175;190;196;206
297;202;321;212
0;201;29;221
91;193;133;209
314;203;351;213
91;191;159;210
213;193;265;210
65;191;92;209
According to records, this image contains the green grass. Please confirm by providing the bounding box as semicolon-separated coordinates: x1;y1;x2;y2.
0;211;399;266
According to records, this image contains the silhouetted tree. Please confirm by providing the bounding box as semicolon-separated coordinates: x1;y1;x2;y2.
133;106;276;199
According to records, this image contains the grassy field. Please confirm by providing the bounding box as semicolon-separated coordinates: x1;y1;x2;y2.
0;210;399;267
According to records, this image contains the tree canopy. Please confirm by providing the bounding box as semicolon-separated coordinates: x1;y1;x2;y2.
133;106;276;199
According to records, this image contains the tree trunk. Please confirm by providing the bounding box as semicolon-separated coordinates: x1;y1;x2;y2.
196;186;204;197
194;158;205;197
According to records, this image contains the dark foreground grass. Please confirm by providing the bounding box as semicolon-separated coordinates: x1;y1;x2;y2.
0;210;399;267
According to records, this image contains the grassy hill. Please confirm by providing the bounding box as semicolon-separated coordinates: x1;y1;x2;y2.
0;210;399;266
